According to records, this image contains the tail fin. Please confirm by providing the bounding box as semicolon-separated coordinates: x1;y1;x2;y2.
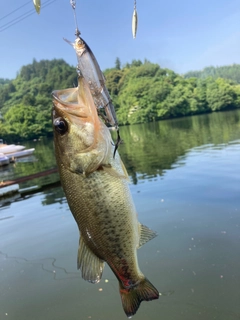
119;278;159;318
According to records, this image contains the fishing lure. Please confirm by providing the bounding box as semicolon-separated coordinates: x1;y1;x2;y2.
33;0;41;14
67;1;119;129
64;35;118;129
132;0;138;39
65;0;121;156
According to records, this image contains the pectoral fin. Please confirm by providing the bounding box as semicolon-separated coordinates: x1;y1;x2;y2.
120;159;130;180
101;164;129;180
77;237;105;284
138;223;157;248
100;159;129;181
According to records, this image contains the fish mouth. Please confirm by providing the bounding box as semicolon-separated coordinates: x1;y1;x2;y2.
52;76;101;135
52;87;78;105
52;87;88;118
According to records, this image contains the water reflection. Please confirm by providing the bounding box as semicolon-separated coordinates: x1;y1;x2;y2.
0;110;240;320
0;194;21;209
0;138;58;189
41;187;66;206
119;110;240;183
1;109;240;204
1;109;240;187
0;186;66;209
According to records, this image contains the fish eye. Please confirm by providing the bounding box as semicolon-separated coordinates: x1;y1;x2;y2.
54;117;68;135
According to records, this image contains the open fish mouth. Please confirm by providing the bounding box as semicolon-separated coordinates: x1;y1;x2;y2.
52;86;89;119
52;87;78;105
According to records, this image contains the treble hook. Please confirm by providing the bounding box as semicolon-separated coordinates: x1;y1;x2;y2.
113;129;123;159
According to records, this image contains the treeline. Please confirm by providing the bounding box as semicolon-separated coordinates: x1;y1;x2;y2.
0;59;77;140
184;64;240;83
0;78;11;86
106;59;240;125
1;58;240;141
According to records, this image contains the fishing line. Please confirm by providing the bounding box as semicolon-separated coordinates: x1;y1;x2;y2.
0;0;30;22
0;250;80;281
0;7;39;30
0;0;56;32
70;0;81;37
0;0;54;29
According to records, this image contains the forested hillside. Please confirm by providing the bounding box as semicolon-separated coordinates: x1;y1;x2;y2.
1;59;240;141
105;60;240;125
0;59;76;140
184;64;240;83
0;78;11;86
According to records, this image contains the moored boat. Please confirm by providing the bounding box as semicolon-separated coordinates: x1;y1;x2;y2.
0;144;26;154
5;148;35;161
0;153;10;167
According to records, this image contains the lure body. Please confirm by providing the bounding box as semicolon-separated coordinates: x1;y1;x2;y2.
33;0;41;14
132;3;138;38
64;36;118;129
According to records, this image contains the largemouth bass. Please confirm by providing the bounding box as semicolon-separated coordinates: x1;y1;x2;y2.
52;76;159;317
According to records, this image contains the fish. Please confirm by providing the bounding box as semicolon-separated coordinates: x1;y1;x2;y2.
33;0;41;14
52;75;159;317
64;36;118;130
132;6;138;39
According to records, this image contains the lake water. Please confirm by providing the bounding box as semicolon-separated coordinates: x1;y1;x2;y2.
0;110;240;320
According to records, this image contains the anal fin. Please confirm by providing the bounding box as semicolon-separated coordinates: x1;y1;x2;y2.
138;223;157;248
77;237;105;284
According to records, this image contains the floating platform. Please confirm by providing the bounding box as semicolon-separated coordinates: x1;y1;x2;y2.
0;168;58;189
0;184;19;197
0;168;59;199
0;154;10;167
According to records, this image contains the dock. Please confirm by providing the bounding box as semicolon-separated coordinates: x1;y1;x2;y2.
0;168;59;197
0;184;20;197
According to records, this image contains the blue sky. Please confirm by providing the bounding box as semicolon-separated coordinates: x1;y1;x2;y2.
1;0;240;79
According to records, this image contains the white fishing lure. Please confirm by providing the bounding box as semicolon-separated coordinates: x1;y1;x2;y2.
132;0;138;39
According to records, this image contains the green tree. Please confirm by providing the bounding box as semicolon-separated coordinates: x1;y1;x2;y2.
185;64;240;84
2;104;39;140
206;77;236;111
115;57;121;70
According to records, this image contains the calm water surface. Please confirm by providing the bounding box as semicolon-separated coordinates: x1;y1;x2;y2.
0;110;240;320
